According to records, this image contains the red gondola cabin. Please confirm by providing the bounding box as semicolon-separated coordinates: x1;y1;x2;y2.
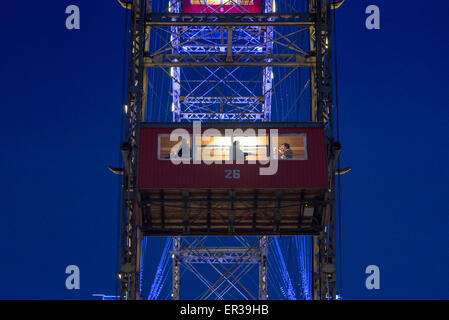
136;122;331;236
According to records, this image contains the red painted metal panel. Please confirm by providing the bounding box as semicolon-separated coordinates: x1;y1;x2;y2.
183;0;261;14
138;125;327;190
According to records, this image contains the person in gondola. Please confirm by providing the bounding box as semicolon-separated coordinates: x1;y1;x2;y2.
279;143;293;159
232;141;248;163
175;138;192;159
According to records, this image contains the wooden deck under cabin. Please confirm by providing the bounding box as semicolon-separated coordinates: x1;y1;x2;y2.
139;188;328;236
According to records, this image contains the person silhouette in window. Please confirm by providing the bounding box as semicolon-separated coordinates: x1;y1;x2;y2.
232;141;248;163
279;143;293;159
174;138;192;159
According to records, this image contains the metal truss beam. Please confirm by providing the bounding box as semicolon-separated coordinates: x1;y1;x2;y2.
172;237;264;300
179;112;263;121
160;0;280;122
313;124;341;300
120;0;150;301
182;96;260;104
169;0;182;122
145;54;315;68
180;247;260;264
146;13;315;26
262;0;274;121
311;0;333;126
179;45;264;54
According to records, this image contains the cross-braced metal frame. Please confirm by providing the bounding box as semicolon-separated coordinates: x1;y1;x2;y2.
119;0;339;300
165;0;277;121
171;236;268;300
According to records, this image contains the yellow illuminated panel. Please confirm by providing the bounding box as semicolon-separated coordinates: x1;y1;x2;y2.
193;134;268;162
194;135;231;161
159;134;304;161
233;135;268;161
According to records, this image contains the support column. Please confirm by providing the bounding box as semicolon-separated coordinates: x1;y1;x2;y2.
120;0;150;300
169;0;181;122
263;0;274;121
258;236;268;300
172;236;181;300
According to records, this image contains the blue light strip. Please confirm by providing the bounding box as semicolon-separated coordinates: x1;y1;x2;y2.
272;237;296;300
296;236;312;300
147;237;173;300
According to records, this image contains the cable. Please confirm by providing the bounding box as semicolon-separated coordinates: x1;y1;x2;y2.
116;4;129;299
332;1;343;297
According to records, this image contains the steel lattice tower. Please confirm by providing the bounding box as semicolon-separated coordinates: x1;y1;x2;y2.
118;0;340;300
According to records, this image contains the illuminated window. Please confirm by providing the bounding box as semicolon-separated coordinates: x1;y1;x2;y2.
193;134;268;162
158;135;192;160
233;135;269;161
191;0;253;5
272;134;307;160
194;135;231;162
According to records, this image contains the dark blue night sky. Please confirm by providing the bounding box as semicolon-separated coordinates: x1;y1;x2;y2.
0;0;448;299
